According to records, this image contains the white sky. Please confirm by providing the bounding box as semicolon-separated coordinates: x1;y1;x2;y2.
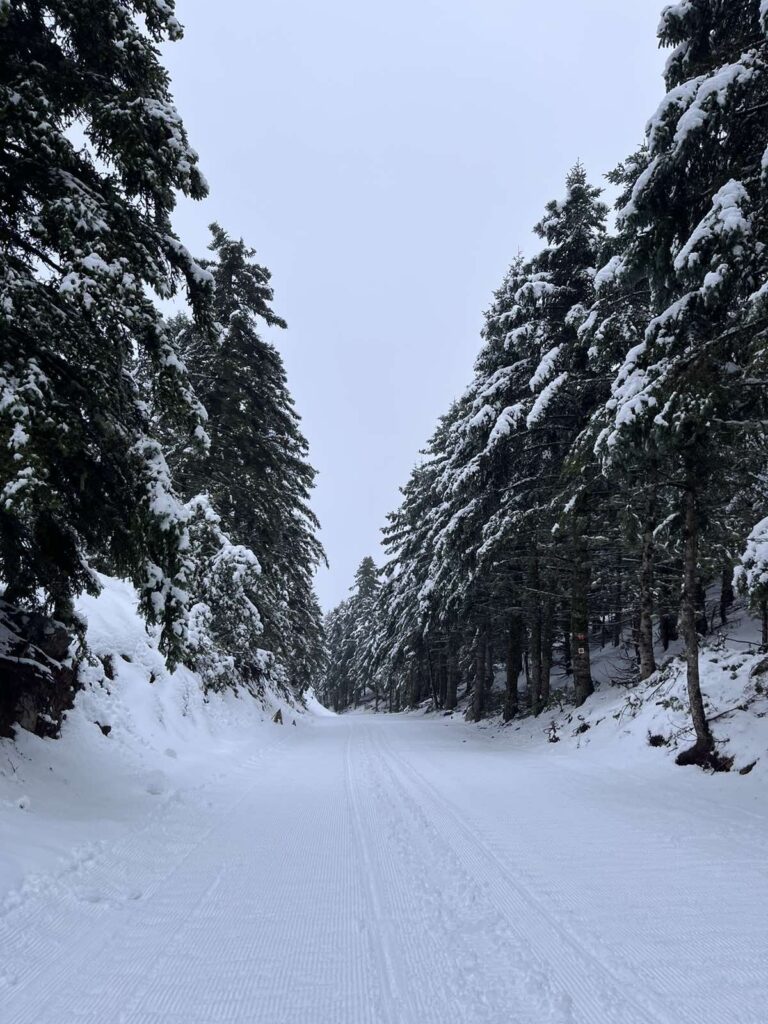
164;0;668;610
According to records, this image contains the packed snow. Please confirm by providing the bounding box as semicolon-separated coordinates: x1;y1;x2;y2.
2;582;768;1023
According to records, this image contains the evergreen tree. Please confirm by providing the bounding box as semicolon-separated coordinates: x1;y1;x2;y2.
602;0;768;762
167;225;325;692
518;163;608;707
575;152;663;683
0;0;212;663
349;557;381;705
321;599;356;712
431;165;608;713
184;495;270;692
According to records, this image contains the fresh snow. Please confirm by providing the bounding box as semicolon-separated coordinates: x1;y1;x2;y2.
526;371;568;428
673;179;751;273
529;345;562;391
2;583;768;1023
2;706;768;1022
486;403;524;450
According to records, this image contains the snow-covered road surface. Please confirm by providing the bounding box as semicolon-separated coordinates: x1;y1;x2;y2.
2;713;767;1024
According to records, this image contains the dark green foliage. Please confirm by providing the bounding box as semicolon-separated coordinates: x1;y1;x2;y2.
327;9;768;761
0;0;212;663
0;5;324;704
320;556;382;711
166;226;325;693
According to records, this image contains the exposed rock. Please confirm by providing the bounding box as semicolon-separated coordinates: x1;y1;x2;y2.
0;602;79;739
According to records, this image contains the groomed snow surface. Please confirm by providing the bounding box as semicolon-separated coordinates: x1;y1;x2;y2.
2;580;768;1024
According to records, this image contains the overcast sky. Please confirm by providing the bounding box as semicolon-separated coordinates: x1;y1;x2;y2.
164;0;668;610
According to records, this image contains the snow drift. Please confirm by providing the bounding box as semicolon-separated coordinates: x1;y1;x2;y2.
0;574;319;908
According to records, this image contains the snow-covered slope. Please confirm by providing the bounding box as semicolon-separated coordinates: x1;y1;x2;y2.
393;600;768;776
0;574;316;909
472;643;768;776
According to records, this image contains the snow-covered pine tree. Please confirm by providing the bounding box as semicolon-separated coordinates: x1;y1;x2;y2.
603;0;768;763
321;599;356;712
348;556;381;707
435;166;608;713
573;152;664;683
183;495;271;692
287;588;327;699
461;256;549;718
416;401;494;719
520;163;608;706
359;169;609;722
0;0;212;663
167;225;325;694
320;556;385;711
377;453;446;712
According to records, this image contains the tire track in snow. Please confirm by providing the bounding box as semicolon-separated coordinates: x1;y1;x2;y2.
5;715;763;1023
3;722;383;1024
343;722;401;1024
352;721;571;1023
372;724;668;1024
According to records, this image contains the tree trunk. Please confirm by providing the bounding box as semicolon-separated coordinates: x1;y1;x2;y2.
438;649;448;708
562;616;572;676
529;610;542;716
503;615;523;721
659;597;677;650
408;660;419;709
426;647;439;709
720;564;734;626
677;481;714;763
471;634;486;722
612;552;622;647
571;532;594;706
638;521;657;681
762;601;768;650
528;553;542;715
486;640;495;701
540;598;553;706
445;642;458;711
695;578;708;636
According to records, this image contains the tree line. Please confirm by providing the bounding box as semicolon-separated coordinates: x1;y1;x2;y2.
0;0;324;728
321;1;768;767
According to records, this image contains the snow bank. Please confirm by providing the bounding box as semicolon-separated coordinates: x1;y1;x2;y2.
409;603;768;778
514;644;768;776
395;638;768;795
0;574;325;908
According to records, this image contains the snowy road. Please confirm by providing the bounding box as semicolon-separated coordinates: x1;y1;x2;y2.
2;714;767;1024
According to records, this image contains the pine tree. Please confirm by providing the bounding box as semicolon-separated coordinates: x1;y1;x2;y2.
0;0;211;664
521;163;608;706
349;557;381;706
576;152;663;683
321;599;356;712
166;225;325;692
433;166;608;713
602;0;768;763
184;495;269;692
